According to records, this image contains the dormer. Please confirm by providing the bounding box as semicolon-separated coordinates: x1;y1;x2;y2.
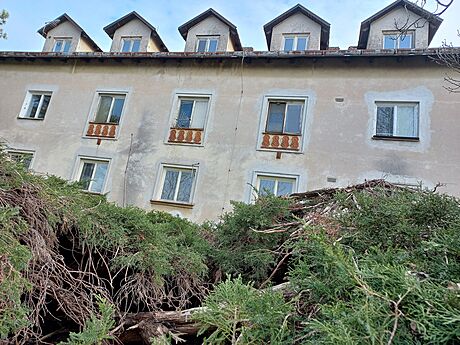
178;9;242;52
38;13;101;53
358;0;443;50
104;11;168;53
263;4;330;51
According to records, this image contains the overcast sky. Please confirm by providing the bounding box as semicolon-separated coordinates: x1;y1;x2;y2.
0;0;459;52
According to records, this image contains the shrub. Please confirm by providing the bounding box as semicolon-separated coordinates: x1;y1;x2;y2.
194;276;293;344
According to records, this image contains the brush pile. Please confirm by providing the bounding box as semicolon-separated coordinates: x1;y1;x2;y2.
1;150;459;344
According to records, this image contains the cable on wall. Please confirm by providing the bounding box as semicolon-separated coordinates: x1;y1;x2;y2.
220;50;246;216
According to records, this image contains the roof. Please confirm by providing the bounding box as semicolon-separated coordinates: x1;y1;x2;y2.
37;13;102;52
1;48;456;62
358;0;443;49
178;8;242;51
103;11;168;52
263;4;331;50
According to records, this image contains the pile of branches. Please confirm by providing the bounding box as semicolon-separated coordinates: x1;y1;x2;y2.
1;149;459;344
0;153;208;344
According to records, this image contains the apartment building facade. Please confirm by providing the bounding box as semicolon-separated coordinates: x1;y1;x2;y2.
1;0;459;222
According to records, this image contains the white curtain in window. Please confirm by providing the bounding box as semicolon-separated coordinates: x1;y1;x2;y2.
397;106;417;137
190;100;208;129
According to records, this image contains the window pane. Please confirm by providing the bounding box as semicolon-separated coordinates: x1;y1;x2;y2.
26;95;41;118
79;162;95;191
277;180;294;196
95;96;112;123
38;95;51;119
177;100;194;128
266;103;285;133
10;153;33;169
284;38;294;51
132;39;141;52
259;178;276;196
399;34;412;49
161;170;179;200
197;39;207;52
190;100;208;129
109;98;125;123
208;39;218;52
63;40;71;53
376;106;394;136
177;171;193;203
53;40;63;52
122;40;131;52
296;37;307;51
285;104;302;134
90;163;108;193
383;35;396;49
396;106;417;137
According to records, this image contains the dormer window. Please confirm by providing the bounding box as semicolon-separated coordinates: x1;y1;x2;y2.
121;37;141;52
283;34;309;51
383;31;414;49
53;38;72;53
196;36;219;52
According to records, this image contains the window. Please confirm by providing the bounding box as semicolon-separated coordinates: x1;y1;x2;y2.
255;174;297;197
265;101;303;135
53;38;72;53
196;37;219;52
8;151;33;169
93;94;126;124
383;32;413;49
19;92;52;119
77;159;109;194
121;37;141;52
159;166;197;204
375;103;419;139
173;98;209;129
283;35;309;51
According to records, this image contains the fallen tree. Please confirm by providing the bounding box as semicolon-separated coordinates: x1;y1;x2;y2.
1;150;459;344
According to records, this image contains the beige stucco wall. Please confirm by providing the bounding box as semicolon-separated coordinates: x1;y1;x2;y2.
0;58;458;223
77;37;96;52
42;21;82;53
367;7;430;49
109;18;156;52
184;16;231;52
270;13;322;50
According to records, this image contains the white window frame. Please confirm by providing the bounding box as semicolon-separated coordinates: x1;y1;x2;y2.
93;93;127;124
53;37;72;53
251;172;299;201
165;92;212;146
155;164;198;205
172;96;210;129
75;157;110;194
7;149;35;169
121;37;142;52
195;36;219;52
257;95;309;153
374;102;419;139
382;31;414;49
282;34;310;51
264;100;304;135
18;91;52;120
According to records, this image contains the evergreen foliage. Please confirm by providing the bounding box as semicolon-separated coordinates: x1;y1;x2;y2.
1;149;459;344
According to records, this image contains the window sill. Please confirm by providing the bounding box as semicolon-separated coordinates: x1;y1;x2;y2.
83;136;118;141
150;200;194;209
372;135;419;142
17;116;45;121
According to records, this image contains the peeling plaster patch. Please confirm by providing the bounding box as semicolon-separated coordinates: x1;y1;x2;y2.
365;86;434;153
358;170;435;189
